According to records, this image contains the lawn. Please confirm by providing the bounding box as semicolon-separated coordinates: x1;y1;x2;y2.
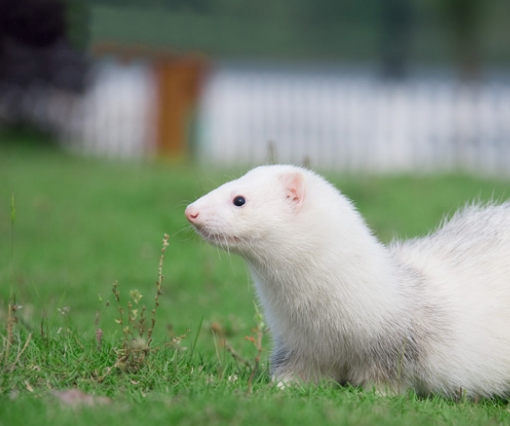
2;133;510;425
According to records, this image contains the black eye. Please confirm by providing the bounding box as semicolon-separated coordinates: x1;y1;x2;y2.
233;196;246;207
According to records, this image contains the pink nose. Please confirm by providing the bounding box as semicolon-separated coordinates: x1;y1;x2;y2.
185;205;200;223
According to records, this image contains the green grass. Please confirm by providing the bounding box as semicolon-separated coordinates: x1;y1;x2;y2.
2;134;510;425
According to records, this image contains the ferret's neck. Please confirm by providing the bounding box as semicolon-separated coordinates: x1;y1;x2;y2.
249;238;403;305
245;233;411;349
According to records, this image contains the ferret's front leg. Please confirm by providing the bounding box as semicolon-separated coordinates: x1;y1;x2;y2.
270;344;306;385
270;344;328;386
271;344;408;395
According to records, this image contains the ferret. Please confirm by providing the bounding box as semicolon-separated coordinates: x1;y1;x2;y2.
185;164;510;398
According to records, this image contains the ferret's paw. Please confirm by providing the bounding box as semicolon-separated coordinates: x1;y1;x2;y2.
368;382;404;398
271;373;302;389
276;381;288;390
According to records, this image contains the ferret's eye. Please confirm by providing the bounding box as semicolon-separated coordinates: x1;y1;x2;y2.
233;196;246;207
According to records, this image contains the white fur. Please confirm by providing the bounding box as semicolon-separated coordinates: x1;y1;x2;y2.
185;165;510;398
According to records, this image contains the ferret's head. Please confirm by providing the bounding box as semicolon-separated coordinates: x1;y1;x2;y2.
185;165;320;258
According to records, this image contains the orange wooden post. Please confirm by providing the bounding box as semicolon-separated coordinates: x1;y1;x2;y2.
153;55;208;158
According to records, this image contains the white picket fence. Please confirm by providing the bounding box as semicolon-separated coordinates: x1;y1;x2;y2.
57;59;158;158
53;61;510;175
198;66;510;174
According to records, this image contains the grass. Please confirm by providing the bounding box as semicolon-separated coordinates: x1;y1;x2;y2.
2;133;510;425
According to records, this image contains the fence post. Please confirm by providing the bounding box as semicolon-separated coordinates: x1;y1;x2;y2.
153;53;208;159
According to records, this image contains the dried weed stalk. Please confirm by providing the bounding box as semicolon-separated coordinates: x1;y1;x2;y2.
2;297;23;366
245;304;266;394
112;233;169;372
3;193;20;363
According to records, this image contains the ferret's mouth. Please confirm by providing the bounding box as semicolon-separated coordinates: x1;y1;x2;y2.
195;228;240;247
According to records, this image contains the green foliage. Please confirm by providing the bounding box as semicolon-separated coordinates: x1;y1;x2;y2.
88;0;510;66
2;136;510;424
64;0;91;50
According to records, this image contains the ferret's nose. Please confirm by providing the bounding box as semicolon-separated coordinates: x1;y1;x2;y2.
185;205;200;223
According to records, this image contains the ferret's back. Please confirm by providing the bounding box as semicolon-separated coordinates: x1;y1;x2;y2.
389;202;510;293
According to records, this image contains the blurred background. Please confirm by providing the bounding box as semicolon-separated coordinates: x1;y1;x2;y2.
1;0;509;174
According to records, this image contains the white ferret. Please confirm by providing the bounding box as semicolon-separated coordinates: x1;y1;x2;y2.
185;164;510;398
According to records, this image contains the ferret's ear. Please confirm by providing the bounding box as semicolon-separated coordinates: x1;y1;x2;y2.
281;171;306;208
